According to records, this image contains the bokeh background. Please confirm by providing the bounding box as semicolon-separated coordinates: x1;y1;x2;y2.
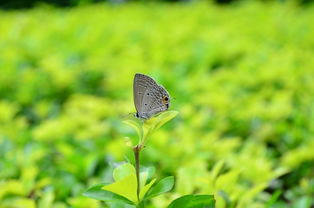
0;0;313;207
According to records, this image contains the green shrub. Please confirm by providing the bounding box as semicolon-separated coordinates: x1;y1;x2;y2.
0;1;313;207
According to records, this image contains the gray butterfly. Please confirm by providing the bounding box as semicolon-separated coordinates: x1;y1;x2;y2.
133;73;170;119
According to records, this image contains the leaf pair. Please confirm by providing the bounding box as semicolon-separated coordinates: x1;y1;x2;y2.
83;163;174;206
123;111;178;146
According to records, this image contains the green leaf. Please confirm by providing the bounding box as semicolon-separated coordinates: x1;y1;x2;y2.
85;163;156;205
102;173;138;203
139;178;156;200
144;176;174;199
153;110;179;130
83;183;134;205
123;110;178;146
139;166;155;188
237;183;267;207
113;163;136;181
140;171;148;188
215;170;240;190
142;111;178;144
123;114;144;143
211;160;224;180
167;195;215;208
141;166;155;181
144;111;178;132
107;202;136;208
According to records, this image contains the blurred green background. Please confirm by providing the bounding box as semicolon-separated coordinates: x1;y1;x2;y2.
0;0;314;207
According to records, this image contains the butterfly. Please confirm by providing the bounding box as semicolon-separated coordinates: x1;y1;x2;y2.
133;73;170;119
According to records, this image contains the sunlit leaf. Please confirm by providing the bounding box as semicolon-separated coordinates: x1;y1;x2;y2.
211;160;224;180
167;195;215;208
83;183;134;205
139;178;156;200
102;173;138;203
1;198;36;208
123;110;178;146
215;170;240;191
237;183;268;207
38;188;54;208
123;114;144;143
142;111;178;144
113;163;136;181
140;171;148;188
140;166;155;182
153;110;179;130
144;111;178;131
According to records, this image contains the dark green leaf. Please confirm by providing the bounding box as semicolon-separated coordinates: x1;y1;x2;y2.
144;176;174;199
167;195;215;208
83;183;135;205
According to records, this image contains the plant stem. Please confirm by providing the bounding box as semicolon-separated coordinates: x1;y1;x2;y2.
133;144;142;203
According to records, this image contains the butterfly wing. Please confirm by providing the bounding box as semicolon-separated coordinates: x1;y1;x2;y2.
133;73;149;114
143;85;170;118
134;73;170;119
140;76;170;119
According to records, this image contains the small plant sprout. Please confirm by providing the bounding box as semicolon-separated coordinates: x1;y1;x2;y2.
84;110;216;207
84;111;178;208
84;109;216;207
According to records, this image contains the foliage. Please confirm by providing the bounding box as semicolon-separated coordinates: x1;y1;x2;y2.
167;195;215;208
0;1;313;208
123;111;178;146
1;0;313;10
83;163;175;207
84;111;181;208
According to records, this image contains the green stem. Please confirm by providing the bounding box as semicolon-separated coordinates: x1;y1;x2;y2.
133;144;142;204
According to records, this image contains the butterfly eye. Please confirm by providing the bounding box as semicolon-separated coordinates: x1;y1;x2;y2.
162;96;169;105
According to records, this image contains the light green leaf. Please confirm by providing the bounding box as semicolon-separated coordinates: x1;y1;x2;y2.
1;198;36;208
142;111;178;144
102;173;138;203
237;183;268;207
139;178;156;200
167;195;215;208
140;171;148;188
113;163;136;181
123;110;178;146
144;176;174;199
144;111;178;131
153;110;179;130
139;166;155;188
38;189;54;208
83;183;134;205
211;160;224;180
123;115;144;143
215;170;240;191
141;166;155;181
